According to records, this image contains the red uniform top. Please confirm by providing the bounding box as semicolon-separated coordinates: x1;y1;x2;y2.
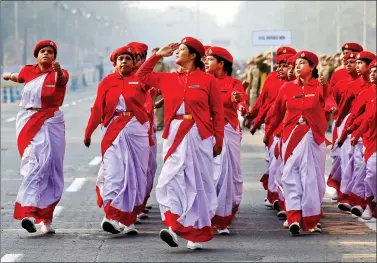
329;68;349;89
253;78;285;128
248;71;279;119
84;73;149;139
18;64;69;108
330;75;358;120
352;95;376;161
136;53;224;148
263;79;290;137
336;76;370;126
216;74;247;130
265;78;329;145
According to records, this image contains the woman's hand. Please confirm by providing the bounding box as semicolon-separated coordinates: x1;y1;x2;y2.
232;91;241;103
213;145;222;158
318;75;327;86
83;137;91;148
2;72;12;81
156;43;180;58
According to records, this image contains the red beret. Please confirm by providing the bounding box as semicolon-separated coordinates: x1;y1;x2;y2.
276;46;296;56
296;50;319;67
369;60;377;71
204;45;211;56
287;55;297;65
342;42;363;52
276;54;294;64
110;45;135;62
343;52;358;61
33;40;58;58
207;46;233;63
128;42;148;53
356;51;376;62
181;37;205;57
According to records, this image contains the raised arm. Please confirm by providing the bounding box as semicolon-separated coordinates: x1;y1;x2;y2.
136;43;179;91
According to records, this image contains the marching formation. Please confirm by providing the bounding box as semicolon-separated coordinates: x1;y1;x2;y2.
2;37;376;250
245;43;376;235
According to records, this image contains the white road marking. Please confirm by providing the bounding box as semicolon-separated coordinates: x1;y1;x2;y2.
89;156;102;166
71;101;77;105
78;99;83;103
62;103;70;108
4;117;16;123
53;206;63;218
66;178;87;192
1;254;23;262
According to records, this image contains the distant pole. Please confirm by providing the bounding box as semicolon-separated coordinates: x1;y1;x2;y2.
196;1;200;38
14;1;19;64
362;1;367;49
336;2;341;51
270;46;274;73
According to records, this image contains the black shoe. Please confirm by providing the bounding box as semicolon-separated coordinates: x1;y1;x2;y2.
289;222;300;236
21;218;37;233
273;200;280;211
146;205;152;209
159;228;179;247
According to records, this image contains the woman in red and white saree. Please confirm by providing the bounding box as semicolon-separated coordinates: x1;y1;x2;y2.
265;51;330;236
204;46;247;235
84;45;150;235
2;40;69;234
137;37;224;250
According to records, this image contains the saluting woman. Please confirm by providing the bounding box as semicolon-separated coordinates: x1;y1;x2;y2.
136;37;224;250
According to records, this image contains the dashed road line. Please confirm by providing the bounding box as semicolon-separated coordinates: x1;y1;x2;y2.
1;254;23;262
4;117;16;123
89;156;102;166
66;178;87;192
62;103;70;108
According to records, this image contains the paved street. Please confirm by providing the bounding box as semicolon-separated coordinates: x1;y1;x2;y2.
1;86;376;262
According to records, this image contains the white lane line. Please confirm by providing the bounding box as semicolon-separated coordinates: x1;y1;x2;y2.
62;103;70;108
53;206;63;218
71;101;77;105
1;254;23;262
89;156;102;166
4;117;16;123
78;99;83;103
66;178;87;192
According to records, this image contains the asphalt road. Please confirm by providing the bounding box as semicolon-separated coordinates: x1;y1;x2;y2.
1;85;376;262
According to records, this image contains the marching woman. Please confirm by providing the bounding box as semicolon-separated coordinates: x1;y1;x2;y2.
2;40;69;234
265;51;330;236
326;52;360;200
246;46;296;197
132;42;160;217
259;53;296;224
335;51;376;211
251;53;295;212
136;37;224;250
84;45;150;235
336;54;376;216
349;60;376;219
204;46;247;234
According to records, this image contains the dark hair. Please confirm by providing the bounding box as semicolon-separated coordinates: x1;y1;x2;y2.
358;58;372;65
306;59;319;79
186;45;204;70
211;54;233;76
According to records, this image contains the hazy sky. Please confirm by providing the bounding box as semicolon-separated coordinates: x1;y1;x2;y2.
136;1;241;27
